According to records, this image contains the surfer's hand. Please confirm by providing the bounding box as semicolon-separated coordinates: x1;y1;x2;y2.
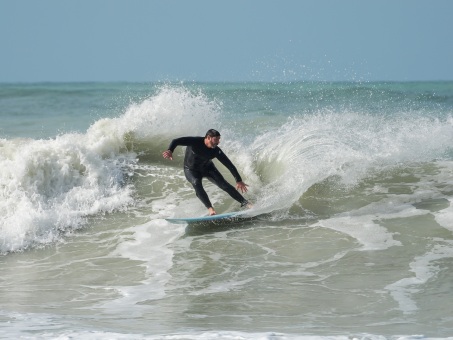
162;150;173;160
236;181;249;193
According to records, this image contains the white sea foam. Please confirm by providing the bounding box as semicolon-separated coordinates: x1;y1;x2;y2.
0;310;449;339
0;135;135;254
434;199;453;232
428;162;453;233
385;242;453;314
101;219;184;312
0;311;397;340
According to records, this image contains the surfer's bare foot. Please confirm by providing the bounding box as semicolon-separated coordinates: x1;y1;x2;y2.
241;201;253;210
208;207;216;216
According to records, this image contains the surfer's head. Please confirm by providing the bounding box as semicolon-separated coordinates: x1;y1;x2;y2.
205;129;220;138
205;129;221;148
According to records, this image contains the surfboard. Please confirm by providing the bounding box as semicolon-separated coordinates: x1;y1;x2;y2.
165;211;245;224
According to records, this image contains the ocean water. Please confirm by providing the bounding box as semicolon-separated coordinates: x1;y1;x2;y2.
1;81;453;339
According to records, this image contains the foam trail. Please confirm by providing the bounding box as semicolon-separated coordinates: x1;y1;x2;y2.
102;219;183;312
316;198;429;250
386;243;453;314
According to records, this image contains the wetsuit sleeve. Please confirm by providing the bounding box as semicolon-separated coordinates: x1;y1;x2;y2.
216;150;243;183
167;137;197;152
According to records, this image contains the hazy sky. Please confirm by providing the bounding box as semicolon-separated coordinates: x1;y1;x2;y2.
1;0;452;82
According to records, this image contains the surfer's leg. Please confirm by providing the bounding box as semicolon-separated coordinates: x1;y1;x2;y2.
206;168;249;207
184;167;213;209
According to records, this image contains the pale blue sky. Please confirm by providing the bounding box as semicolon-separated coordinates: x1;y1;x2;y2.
1;0;452;82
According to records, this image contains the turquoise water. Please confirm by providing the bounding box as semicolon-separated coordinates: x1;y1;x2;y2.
1;82;453;339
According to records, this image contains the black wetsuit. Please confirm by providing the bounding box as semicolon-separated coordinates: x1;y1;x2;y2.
167;136;248;209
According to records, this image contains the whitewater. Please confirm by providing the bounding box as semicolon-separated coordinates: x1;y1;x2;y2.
1;82;453;339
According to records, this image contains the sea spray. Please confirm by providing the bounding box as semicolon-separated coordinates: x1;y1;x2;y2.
117;85;222;140
249;111;453;212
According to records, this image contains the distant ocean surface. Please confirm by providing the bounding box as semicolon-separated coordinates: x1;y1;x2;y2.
1;81;453;339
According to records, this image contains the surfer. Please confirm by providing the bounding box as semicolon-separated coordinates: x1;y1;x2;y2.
162;129;250;216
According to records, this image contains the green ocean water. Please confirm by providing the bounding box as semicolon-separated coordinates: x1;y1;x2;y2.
1;82;453;339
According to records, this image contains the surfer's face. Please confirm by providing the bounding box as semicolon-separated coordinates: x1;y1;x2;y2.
205;136;220;148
